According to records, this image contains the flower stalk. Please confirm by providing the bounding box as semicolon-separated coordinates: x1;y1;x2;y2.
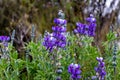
112;42;117;80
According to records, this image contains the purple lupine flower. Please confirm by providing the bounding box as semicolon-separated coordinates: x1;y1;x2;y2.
52;26;67;32
52;26;66;48
74;14;96;37
68;63;81;80
86;14;96;23
86;14;97;37
54;18;67;25
95;57;106;80
0;36;10;42
0;36;10;47
84;24;89;35
43;33;57;52
74;22;85;35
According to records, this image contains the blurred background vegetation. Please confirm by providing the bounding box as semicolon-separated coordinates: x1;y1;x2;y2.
0;0;120;53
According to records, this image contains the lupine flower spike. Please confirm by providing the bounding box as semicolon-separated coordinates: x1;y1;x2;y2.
0;36;10;59
55;10;67;80
31;25;35;42
43;10;67;80
0;36;10;56
0;36;10;47
11;30;15;46
95;57;106;80
74;14;96;37
112;42;117;75
37;34;42;43
43;11;67;52
68;63;81;80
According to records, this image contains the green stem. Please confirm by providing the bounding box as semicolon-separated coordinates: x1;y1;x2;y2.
26;54;30;80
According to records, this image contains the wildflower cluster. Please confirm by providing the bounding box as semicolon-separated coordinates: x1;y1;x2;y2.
68;63;81;80
74;14;96;37
95;57;106;80
43;12;67;52
1;9;120;80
